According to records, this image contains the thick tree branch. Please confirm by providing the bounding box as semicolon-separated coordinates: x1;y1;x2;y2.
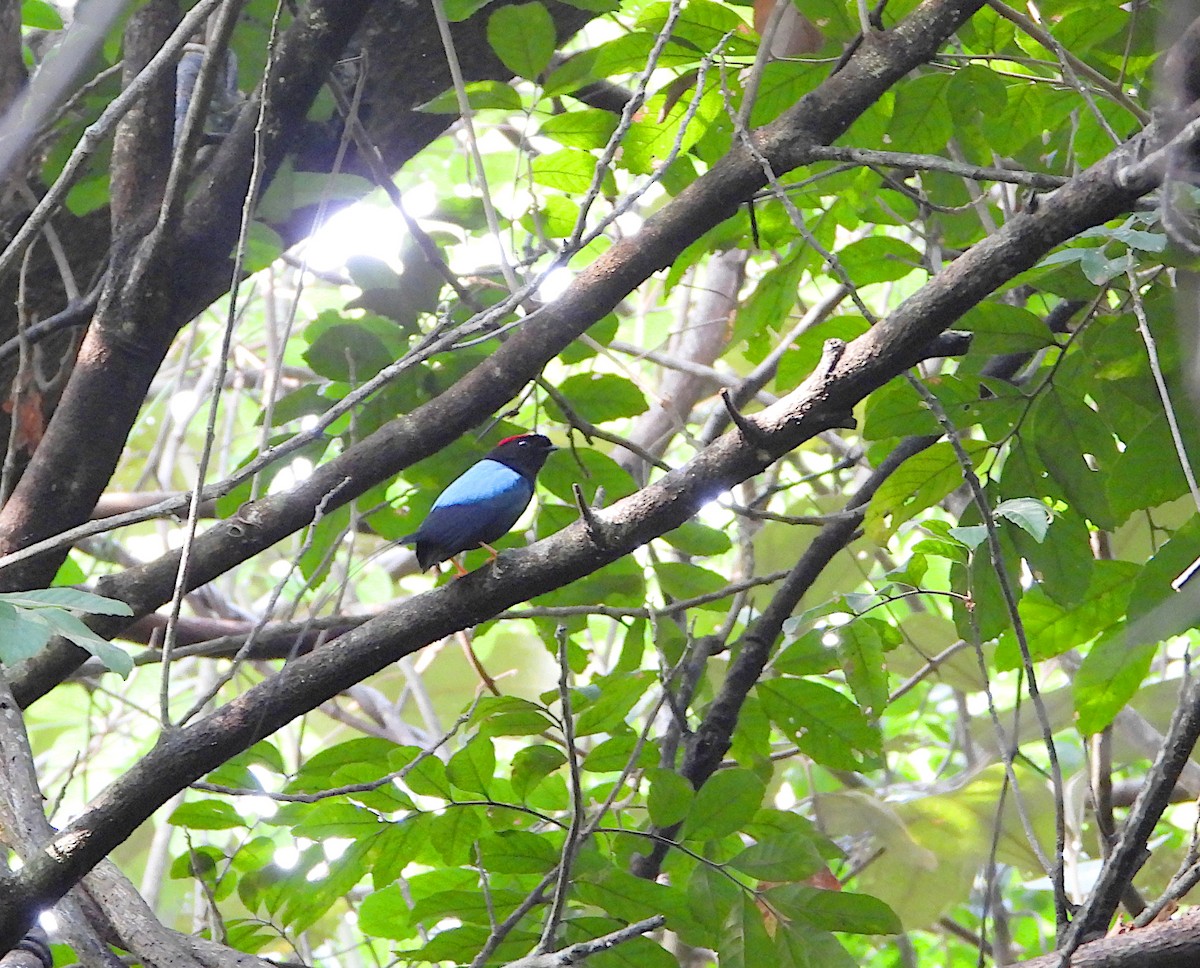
1015;909;1200;968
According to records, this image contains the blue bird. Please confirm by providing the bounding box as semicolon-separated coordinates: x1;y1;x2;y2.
401;433;556;573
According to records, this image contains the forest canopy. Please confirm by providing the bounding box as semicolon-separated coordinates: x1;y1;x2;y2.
0;1;1198;967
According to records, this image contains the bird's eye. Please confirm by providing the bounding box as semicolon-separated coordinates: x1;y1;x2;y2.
519;440;529;447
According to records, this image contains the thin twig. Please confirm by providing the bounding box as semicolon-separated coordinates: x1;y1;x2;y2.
538;628;584;953
908;374;1069;938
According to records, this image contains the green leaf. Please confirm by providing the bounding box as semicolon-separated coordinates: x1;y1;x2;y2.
728;832;826;882
773;628;839;676
574;867;703;939
995;497;1052;543
444;0;495;18
447;736;495;796
521;193;582;239
241;221;283;274
1010;504;1093;606
22;0;63;29
290;802;382;840
662;521;732;556
758;679;880;770
532;148;602;193
1031;389;1119;530
720;894;775;968
540;108;621;150
405;756;453;799
994;560;1137;670
687;863;739;947
834;620;889;716
646;768;694;827
959;303;1056;354
548;373;648;424
621;84;722;175
417;80;523;114
948;524;988;549
0;587;133;615
733;249;806;347
28;608;132;677
511;744;566;801
0;604;52;666
836;236;922;285
1074;629;1155;734
478;830;560;874
358;882;413;941
303;311;408;382
429;806;486;866
581;731;657;772
865;441;988;542
169;799;246;831
575;671;652;736
888;74;953;153
487;3;556;78
371;816;434;888
765;884;902;935
295;738;411;785
681;768;765;841
655;561;728;607
862;379;940;441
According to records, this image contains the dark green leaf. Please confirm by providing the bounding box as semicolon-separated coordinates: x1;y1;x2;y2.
682;768;764;841
728;832;826;882
765;884;901;935
646;768;694;827
720;894;776;968
575;671;653;736
959;303;1056;354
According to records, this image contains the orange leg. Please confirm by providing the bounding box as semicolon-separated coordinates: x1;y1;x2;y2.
481;542;501;561
449;557;469;577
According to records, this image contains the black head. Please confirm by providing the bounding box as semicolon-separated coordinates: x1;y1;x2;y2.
488;433;556;480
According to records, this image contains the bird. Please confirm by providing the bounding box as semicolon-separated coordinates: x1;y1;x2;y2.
401;433;556;573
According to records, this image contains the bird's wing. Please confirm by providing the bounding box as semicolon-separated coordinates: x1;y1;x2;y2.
432;459;528;508
420;459;534;550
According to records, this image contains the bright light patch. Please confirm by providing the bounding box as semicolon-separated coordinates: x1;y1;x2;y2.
302;203;409;275
275;843;300;869
169;389;199;424
821;631;841;648
38;911;57;932
324;837;353;862
537;267;574;303
268;457;314;494
615;211;643;237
